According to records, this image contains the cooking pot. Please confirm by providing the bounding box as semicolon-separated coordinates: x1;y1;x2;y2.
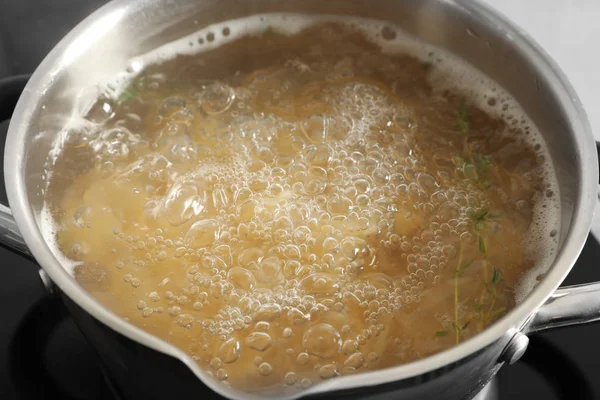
0;0;599;399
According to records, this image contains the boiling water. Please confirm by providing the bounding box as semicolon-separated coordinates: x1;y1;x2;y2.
43;15;560;395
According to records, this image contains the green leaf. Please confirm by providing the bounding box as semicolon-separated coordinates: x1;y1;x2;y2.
461;319;472;330
472;300;484;311
452;322;461;333
117;76;145;105
435;329;449;337
492;267;504;284
479;236;486;254
490;307;507;319
469;209;488;231
475;219;485;232
460;153;493;189
473;153;491;171
458;118;469;133
118;90;136;104
484;267;503;299
456;259;474;277
456;100;470;133
470;209;488;221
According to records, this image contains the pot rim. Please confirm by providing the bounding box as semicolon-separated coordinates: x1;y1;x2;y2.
4;0;597;398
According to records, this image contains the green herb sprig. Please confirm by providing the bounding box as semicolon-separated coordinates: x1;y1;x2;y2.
456;100;470;134
118;76;145;105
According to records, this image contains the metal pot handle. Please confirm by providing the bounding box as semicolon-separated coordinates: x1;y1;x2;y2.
525;174;600;334
526;281;600;333
0;75;35;261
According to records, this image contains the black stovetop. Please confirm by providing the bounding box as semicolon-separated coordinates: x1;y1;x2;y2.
1;1;599;399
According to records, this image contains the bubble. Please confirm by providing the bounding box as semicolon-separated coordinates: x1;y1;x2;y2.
303;324;342;359
168;306;181;316
288;308;310;325
319;363;338;379
158;96;187;117
227;267;256;291
344;352;365;368
210;357;222;370
322;238;339;254
198;82;235;115
72;206;92;228
255;321;270;332
327;194;352;215
304;144;332;166
301;115;328;143
258;362;273;376
284;372;298;385
246;332;273;351
300;273;340;295
175;314;195;328
185;219;219;247
417;173;438;193
305;180;327;195
284;244;302;260
257;256;282;283
283;327;293;337
218;338;241;363
283;260;301;278
238;199;258;222
216;368;228;381
83;95;115;125
297;352;310;365
340;236;369;261
372;168;390;185
251;147;275;167
274;216;294;232
255;304;281;321
238;247;264;267
300;378;312;389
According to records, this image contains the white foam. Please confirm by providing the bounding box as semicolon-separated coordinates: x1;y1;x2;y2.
43;12;561;300
40;204;82;276
105;14;442;97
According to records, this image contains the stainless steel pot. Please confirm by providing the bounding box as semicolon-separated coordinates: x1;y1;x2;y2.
1;0;599;399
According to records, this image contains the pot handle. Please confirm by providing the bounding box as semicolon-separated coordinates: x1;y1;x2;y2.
525;281;600;333
525;173;600;333
0;75;35;262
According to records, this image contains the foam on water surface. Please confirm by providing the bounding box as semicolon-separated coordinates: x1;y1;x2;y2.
44;13;559;301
